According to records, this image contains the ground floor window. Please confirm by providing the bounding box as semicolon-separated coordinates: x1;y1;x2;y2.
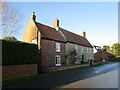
55;55;61;66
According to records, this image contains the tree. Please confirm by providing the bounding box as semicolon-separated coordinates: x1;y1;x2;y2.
102;45;112;53
4;36;17;41
111;43;120;57
1;2;22;38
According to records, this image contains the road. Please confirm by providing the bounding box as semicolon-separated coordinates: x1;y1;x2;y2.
3;63;120;89
59;67;118;88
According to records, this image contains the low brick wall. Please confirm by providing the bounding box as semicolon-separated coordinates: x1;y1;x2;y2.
43;64;90;72
2;64;37;81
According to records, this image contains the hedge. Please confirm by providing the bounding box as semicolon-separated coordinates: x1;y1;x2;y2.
2;40;38;66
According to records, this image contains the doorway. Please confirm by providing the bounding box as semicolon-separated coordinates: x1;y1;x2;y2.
81;55;84;64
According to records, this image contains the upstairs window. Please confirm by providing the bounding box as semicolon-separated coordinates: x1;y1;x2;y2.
81;46;83;53
75;45;77;50
90;48;92;54
56;43;60;52
87;48;89;53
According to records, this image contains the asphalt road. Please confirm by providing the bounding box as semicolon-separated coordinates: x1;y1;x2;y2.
60;66;118;88
3;62;120;89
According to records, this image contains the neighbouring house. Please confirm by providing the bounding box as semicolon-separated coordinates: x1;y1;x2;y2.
22;12;94;70
94;50;115;62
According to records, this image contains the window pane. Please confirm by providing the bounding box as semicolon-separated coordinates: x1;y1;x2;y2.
56;43;60;52
55;56;61;65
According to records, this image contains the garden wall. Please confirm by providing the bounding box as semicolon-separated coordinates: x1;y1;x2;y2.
2;40;38;80
2;64;37;80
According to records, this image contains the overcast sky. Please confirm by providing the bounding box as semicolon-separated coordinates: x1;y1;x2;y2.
11;2;118;47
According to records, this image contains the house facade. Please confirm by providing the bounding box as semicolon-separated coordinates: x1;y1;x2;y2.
59;28;94;65
36;22;66;67
22;12;94;69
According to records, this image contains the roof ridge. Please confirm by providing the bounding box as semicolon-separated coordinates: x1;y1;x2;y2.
60;27;83;38
36;22;85;40
36;21;92;47
36;22;55;30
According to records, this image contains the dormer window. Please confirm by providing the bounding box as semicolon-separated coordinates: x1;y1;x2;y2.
56;43;60;52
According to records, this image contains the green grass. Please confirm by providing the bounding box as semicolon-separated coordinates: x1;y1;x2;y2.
2;63;106;87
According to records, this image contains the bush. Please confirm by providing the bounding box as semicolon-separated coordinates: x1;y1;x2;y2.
2;40;38;66
3;36;17;41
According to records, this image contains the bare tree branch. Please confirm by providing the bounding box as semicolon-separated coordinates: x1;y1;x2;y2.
1;1;22;38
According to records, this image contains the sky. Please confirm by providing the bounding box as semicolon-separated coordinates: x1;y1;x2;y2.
11;2;118;47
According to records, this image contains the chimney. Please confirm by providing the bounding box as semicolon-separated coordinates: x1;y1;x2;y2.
54;18;59;29
82;32;86;38
31;12;36;22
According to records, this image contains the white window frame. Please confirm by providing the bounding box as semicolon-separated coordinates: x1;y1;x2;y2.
89;48;91;53
81;46;83;53
55;55;61;66
75;45;77;50
32;38;37;44
56;43;60;52
87;48;89;53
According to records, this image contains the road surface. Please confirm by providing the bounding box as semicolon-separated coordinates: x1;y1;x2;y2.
3;63;120;89
59;68;118;88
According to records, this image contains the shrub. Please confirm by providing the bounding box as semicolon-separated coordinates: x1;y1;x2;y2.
3;36;17;41
2;40;38;66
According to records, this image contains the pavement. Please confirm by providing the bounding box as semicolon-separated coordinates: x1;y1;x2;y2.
3;62;120;89
59;68;118;88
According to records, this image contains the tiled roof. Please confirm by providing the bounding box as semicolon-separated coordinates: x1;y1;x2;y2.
36;22;93;47
36;22;65;42
94;51;115;57
60;28;93;48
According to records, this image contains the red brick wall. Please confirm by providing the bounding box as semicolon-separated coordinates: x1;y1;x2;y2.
40;39;66;67
43;64;89;72
2;64;37;81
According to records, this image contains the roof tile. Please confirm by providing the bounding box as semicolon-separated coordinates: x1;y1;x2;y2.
36;22;65;42
60;28;93;47
36;22;93;48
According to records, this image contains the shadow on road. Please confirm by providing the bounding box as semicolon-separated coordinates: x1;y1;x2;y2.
3;63;119;89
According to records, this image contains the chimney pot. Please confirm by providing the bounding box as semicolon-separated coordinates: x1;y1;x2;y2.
54;18;59;29
31;12;36;22
82;32;86;38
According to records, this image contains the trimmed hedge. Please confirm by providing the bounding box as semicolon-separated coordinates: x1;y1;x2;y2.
2;40;38;66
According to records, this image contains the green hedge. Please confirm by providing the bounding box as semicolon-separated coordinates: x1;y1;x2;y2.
2;40;38;66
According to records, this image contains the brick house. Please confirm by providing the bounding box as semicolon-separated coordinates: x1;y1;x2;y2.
94;50;115;62
36;22;66;67
51;18;94;65
22;12;94;69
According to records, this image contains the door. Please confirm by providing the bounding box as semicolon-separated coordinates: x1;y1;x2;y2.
81;55;84;64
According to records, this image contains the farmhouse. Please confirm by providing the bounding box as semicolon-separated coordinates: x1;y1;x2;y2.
22;12;94;69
